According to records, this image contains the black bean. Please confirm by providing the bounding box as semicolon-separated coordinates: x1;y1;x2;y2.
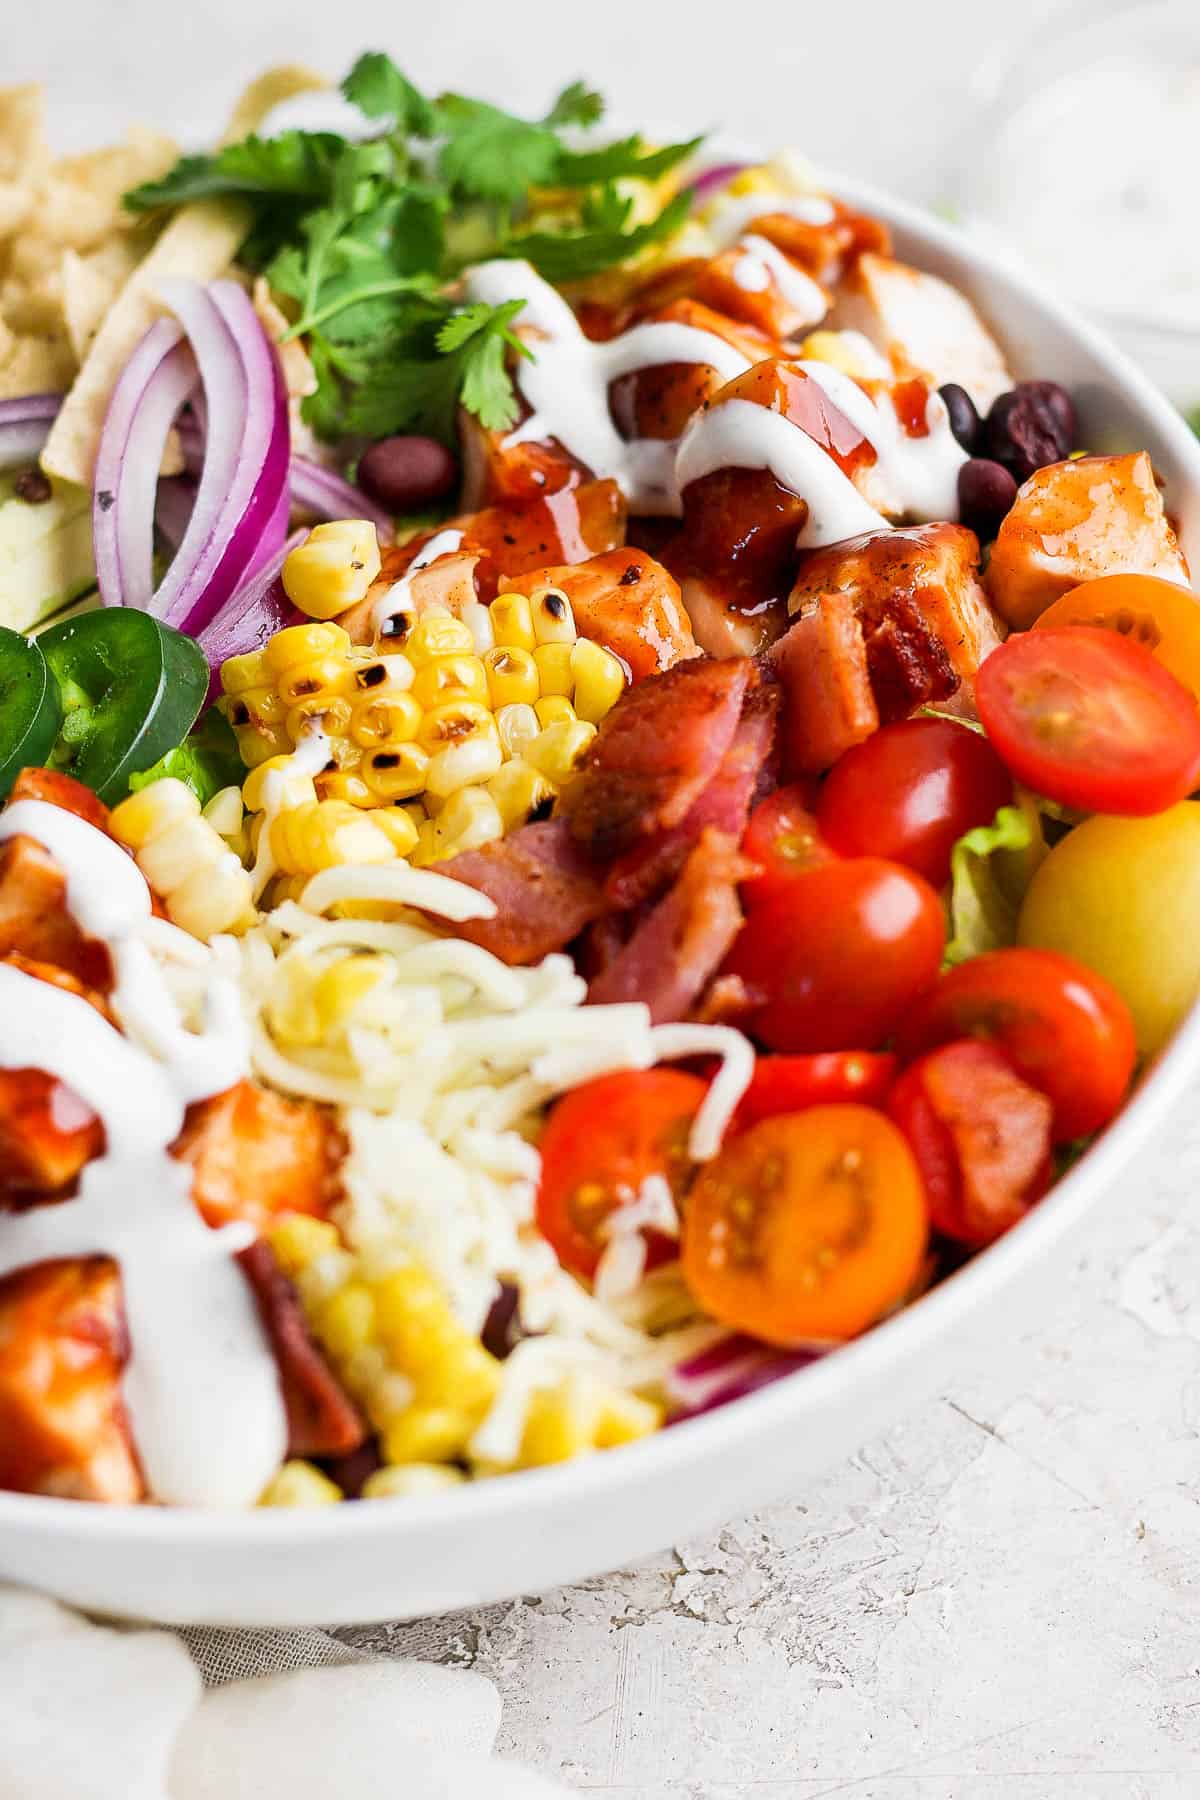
357;435;460;513
938;383;982;453
984;381;1077;483
480;1281;526;1360
957;457;1018;538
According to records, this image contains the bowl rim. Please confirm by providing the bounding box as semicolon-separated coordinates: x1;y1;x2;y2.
5;166;1200;1550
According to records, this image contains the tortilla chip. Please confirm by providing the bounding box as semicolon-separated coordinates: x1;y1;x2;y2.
221;65;329;145
0;268;63;336
0;86;50;186
253;275;316;400
41;196;250;487
60;238;143;362
0;181;33;241
0;324;75;399
38;127;178;253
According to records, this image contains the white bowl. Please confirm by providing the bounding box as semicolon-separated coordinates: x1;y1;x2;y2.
4;173;1200;1628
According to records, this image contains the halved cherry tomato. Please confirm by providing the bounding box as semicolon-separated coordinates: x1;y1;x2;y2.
887;1041;1054;1246
975;625;1200;815
723;857;945;1052
898;946;1136;1141
734;1052;897;1130
536;1069;708;1280
817;717;1013;888
740;783;832;907
1035;573;1200;704
681;1104;929;1344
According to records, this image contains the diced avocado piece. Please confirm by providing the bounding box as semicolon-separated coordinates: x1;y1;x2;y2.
0;473;95;633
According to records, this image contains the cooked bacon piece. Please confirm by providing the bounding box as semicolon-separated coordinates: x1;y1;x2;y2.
174;1080;342;1234
0;834;113;990
560;657;752;863
499;547;697;680
690;249;827;341
788;523;1003;708
238;1241;366;1459
432;819;606;967
770;590;880;774
0;1257;143;1502
831;253;1012;410
603;670;779;907
587;830;751;1024
984;452;1190;630
746;199;891;287
8;767;112;832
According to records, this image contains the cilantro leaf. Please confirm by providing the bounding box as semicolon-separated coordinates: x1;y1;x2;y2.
509;186;692;282
542;81;605;129
126;131;347;212
341;52;438;135
434;96;561;204
553;133;703;188
439;299;532;430
332;298;530;441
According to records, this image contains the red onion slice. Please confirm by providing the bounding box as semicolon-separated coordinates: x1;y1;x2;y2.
667;1332;824;1419
690;161;751;206
154;476;199;553
93;319;197;608
197;527;306;692
289;454;394;542
0;393;63;472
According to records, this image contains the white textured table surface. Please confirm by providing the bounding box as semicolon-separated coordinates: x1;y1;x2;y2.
16;3;1200;1790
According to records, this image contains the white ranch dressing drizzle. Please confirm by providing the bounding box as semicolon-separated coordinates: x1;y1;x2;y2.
797;360;967;521
369;527;466;638
248;727;332;902
735;234;827;328
464;260;752;515
0;801;283;1507
704;191;837;248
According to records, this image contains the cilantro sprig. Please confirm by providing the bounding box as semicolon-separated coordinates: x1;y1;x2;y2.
126;55;701;446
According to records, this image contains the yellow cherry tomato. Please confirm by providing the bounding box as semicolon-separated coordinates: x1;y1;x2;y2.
1018;802;1200;1056
1034;573;1200;703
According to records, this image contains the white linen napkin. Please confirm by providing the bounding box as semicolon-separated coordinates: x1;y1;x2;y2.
0;1586;571;1799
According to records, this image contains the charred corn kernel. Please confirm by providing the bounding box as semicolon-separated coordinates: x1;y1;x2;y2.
242;754;317;814
425;735;503;799
352;652;415;693
111;778;198;849
202;785;244;839
532;642;574;698
361;743;430;802
405;613;475;665
486;758;557;830
417;700;499;755
315;1281;376;1360
285;693;354;745
270;800;397;875
350;689;423;750
534;694;576;729
259;1461;343;1507
570;638;626;724
495;702;540;761
220;649;268;696
369;806;420;856
282;520;382;619
262;621;351;676
276;654;355;708
376;607;416;650
236;725;290;769
410;818;440;867
411;652;488;710
483;645;539;709
269;1214;341;1277
431;786;504;859
314;769;375;808
224;683;288;730
362;1464;467;1499
530;586;577;645
489;591;535;652
461;601;495;655
525;718;596;784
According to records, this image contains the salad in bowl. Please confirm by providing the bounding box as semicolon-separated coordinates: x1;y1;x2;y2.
0;56;1197;1519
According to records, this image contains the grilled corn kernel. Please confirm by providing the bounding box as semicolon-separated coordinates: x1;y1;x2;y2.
220;649;269;696
417;700;499;754
202;785;244;839
570;638;626;723
276;654;354;709
594;1388;663;1447
534;695;577;730
134;814;215;892
169;857;256;940
270;1214;341;1276
262;621;351;675
225;683;288;730
461;601;495;655
495;702;540;761
271;801;397;875
315;1281;377;1360
532;642;574;698
489;591;535;652
425;735;503;799
361;743;430;802
242;754;316;814
285;694;354;746
410;819;440;867
432;786;504;858
520;1377;603;1465
411;652;488;710
530;586;577;645
259;1460;343;1507
799;329;876;379
525;718;596;784
483;645;539;709
350;689;423;749
111;779;198;850
362;1464;467;1499
486;758;557;830
314;769;376;808
406;614;475;665
370;806;420;856
353;652;414;693
235;725;291;769
283;520;382;620
381;1406;475;1466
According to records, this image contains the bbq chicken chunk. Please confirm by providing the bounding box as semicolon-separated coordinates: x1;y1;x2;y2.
831;253;1012;411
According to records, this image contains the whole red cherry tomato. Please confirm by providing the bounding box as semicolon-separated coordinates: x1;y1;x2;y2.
740;783;833;908
733;1052;897;1129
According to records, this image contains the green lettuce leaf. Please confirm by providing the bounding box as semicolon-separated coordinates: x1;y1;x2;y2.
944;793;1049;966
127;709;244;809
